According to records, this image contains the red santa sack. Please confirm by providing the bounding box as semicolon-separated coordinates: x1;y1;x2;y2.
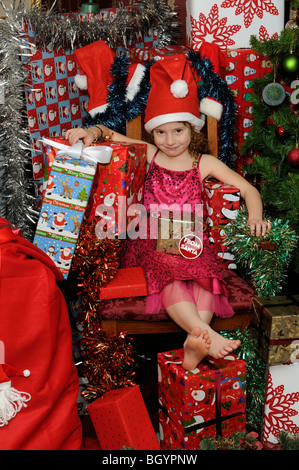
0;218;82;450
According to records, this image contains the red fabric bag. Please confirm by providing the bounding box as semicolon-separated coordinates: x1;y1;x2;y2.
0;218;82;450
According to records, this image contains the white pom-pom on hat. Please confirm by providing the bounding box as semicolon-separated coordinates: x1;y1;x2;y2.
170;79;189;98
74;74;88;90
23;370;30;377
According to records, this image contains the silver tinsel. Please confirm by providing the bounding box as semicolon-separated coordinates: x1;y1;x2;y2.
0;1;39;239
23;0;179;52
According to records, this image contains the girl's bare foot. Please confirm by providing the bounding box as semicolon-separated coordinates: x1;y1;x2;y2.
207;329;240;359
182;327;211;371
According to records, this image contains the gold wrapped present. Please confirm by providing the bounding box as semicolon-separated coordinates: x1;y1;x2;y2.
252;295;299;366
156;214;197;255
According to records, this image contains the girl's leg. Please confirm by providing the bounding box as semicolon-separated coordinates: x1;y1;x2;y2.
162;281;211;370
192;283;241;358
164;300;211;370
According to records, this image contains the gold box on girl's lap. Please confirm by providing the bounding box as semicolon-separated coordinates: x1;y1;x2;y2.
156;215;196;255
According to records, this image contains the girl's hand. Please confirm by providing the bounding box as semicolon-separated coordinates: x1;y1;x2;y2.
65;127;95;147
248;218;271;237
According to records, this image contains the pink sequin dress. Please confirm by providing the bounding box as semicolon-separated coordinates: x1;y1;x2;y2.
120;150;234;318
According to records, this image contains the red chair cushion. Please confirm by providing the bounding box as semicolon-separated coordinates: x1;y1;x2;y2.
99;270;254;321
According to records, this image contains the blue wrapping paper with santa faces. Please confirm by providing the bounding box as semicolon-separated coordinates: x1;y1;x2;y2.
34;155;97;278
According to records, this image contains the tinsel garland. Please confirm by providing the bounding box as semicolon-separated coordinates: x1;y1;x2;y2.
23;0;178;52
86;51;236;168
223;205;298;297
0;1;39;240
220;328;267;433
187;50;236;168
71;220;137;399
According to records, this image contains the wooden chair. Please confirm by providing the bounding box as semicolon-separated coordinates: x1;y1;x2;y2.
99;115;255;335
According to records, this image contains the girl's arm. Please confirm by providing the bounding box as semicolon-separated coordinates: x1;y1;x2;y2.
199;154;271;237
65;125;157;164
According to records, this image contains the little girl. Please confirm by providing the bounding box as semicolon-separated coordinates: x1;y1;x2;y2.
66;58;270;370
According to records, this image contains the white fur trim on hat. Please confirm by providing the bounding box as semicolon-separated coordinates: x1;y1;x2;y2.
126;64;145;101
170;79;189;98
144;112;205;133
89;103;109;117
74;74;88;90
200;97;223;121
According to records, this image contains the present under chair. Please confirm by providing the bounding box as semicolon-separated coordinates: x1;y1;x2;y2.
98;115;255;336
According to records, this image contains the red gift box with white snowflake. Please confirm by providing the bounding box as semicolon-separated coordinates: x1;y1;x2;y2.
202;179;241;269
186;0;285;50
157;349;246;450
262;363;299;444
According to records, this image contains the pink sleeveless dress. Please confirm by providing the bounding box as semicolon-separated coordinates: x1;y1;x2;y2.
120;150;234;318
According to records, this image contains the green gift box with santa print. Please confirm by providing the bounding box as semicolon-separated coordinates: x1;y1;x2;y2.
33;154;97;279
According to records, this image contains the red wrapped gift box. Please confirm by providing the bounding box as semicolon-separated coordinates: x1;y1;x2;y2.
87;142;147;235
129;45;190;64
157;349;246;450
202;179;240;269
99;267;147;299
87;385;160;450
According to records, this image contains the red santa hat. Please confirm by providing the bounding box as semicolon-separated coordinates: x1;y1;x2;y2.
74;40;145;117
0;363;30;386
144;58;223;133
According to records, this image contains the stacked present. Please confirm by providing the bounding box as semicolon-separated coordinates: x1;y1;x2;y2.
129;45;190;64
202;179;241;269
33;138;147;279
33;154;97;279
87;385;160;450
158;349;246;450
252;295;299;443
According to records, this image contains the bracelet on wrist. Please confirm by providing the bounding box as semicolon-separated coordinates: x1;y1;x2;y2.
94;125;103;139
88;128;98;142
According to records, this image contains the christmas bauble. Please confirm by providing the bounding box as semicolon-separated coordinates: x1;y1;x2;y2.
287;147;299;167
279;54;299;77
262;82;286;106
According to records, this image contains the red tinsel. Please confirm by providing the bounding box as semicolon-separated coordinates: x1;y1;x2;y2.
72;219;136;400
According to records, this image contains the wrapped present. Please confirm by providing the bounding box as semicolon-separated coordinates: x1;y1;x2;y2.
202;179;240;269
87;385;160;450
219;48;273;163
99;267;147;299
262;363;299;444
252;295;299;366
129;45;190;64
157;349;246;450
33;155;97;279
186;0;284;50
155;211;203;256
87;142;147;237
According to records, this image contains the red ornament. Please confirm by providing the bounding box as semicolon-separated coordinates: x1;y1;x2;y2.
287;146;299;167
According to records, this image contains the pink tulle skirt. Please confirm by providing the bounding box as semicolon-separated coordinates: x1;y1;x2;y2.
145;278;234;318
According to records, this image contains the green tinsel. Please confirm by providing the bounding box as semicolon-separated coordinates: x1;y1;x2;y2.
220;328;267;433
223;206;298;297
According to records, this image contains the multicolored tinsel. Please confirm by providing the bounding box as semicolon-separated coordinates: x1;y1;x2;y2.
23;0;179;52
223;205;298;297
0;1;39;240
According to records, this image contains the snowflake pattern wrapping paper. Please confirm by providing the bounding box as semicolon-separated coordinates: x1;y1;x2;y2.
262;363;299;444
186;0;285;49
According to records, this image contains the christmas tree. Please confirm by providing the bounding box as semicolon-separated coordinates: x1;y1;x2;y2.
241;0;299;279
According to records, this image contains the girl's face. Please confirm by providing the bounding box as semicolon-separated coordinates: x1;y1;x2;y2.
152;122;191;157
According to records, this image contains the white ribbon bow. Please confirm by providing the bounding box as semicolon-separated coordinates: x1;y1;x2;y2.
40;137;113;164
